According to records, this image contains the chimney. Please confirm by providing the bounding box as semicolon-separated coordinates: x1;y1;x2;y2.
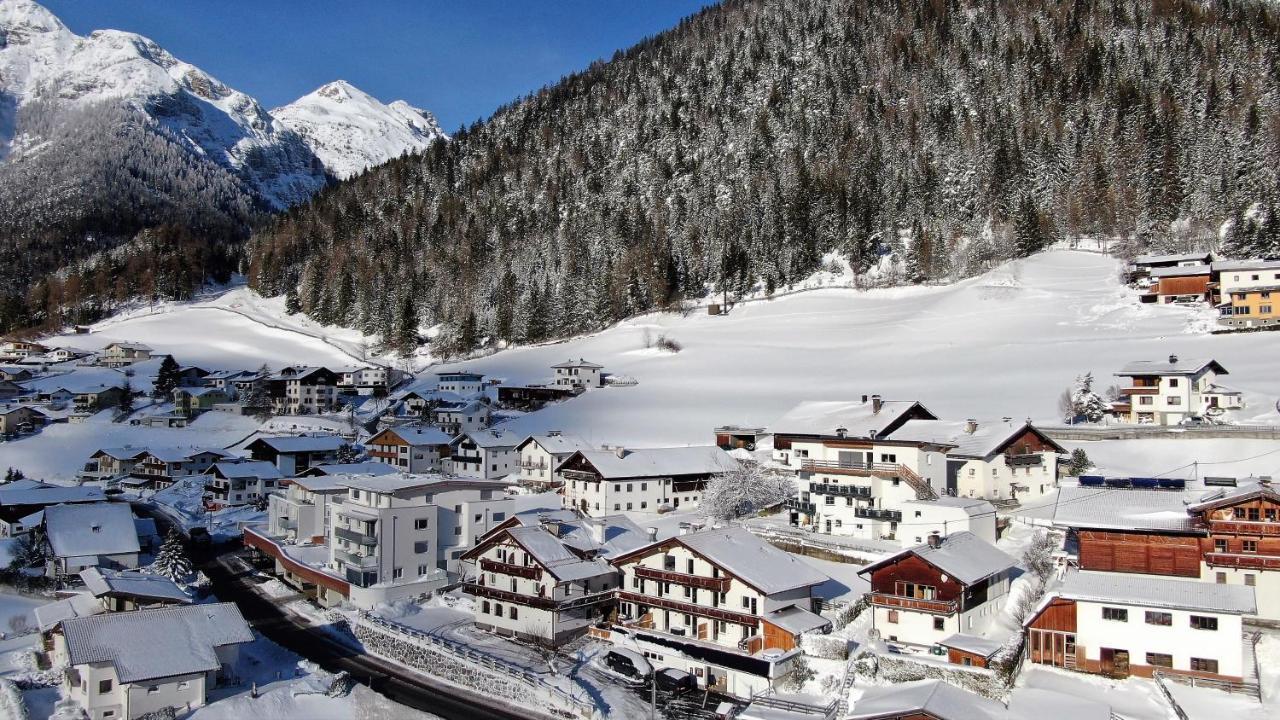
871;395;883;413
614;446;627;459
835;426;848;439
861;394;869;403
647;527;658;542
678;522;692;536
589;520;606;544
1169;353;1178;365
964;419;978;435
547;430;562;437
927;532;942;549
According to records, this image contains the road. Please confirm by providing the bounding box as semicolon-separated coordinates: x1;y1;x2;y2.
132;503;533;720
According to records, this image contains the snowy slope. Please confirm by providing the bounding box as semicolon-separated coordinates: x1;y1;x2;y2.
273;80;446;179
0;0;325;207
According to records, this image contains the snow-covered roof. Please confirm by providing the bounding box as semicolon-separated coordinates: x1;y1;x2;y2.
891;419;1064;458
379;425;453;445
1116;357;1226;376
455;428;523;449
104;342;152;352
938;633;1004;658
173;386;226;397
91;447;149;461
80;567;190;604
1185;482;1278;512
43;502;140;558
1212;259;1280;272
674;526;830;595
762;605;831;635
1006;688;1111;720
0;485;105;507
566;446;738;479
738;694;838;720
299;461;398;477
61;603;252;683
339;472;507;495
771;399;936;439
143;446;234;463
1150;264;1210;279
435;370;484;379
847;679;1006;720
250;435;345;453
1052;486;1197;532
209;460;283;480
1052;570;1256;615
900;496;996;517
860;531;1016;586
506;525;613;582
517;432;593;455
1132;252;1212;266
34;593;103;631
551;358;603;369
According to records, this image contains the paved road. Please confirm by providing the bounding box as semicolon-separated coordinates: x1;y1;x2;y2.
132;503;532;720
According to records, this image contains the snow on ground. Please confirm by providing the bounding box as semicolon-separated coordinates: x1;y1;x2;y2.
0;592;42;637
0;411;259;482
1061;437;1280;480
146;476;265;540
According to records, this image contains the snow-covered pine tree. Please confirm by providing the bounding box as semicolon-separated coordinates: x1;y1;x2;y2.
153;355;181;399
1070;372;1109;424
152;529;193;582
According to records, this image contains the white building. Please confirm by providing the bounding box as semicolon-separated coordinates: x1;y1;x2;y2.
435;370;485;396
42;502;141;578
367;425;453;473
772;398;951;540
266;474;350;544
560;446;738;516
896;419;1064;503
446;428;522;480
551;358;604;389
464;512;649;645
79;567;191;612
515;432;592;488
897;497;997;546
245;435;344;476
607;526;831;698
860;531;1016;650
99;342;152;367
1215;259;1280;329
329;474;513;607
269;366;340;414
338;365;402;395
202;460;283;509
1026;570;1256;682
52;603;252;720
432;399;491;435
1112;355;1242;424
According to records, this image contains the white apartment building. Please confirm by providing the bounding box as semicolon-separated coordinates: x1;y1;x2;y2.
367;425;453;473
607;526;831;698
551;358;604;389
895;419;1065;503
515;431;592;488
1112;355;1242;424
432;399;491;435
269;366;340;414
860;531;1016;650
338;365;401;394
202;460;282;509
266;474;350;544
1026;571;1256;682
898;497;997;546
560;446;738;516
435;370;485;396
447;429;522;479
329;474;513;607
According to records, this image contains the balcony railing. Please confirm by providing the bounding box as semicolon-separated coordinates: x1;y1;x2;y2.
519;460;549;471
334;527;377;547
334;548;378;569
1210;520;1280;537
868;592;958;615
1006;454;1043;467
561;469;599;482
278;517;298;530
1119;387;1159;396
635;566;731;593
784;498;817;515
809;483;872;498
1204;552;1280;570
617;591;759;627
465;582;560;610
480;558;543;581
854;507;903;522
800;460;936;500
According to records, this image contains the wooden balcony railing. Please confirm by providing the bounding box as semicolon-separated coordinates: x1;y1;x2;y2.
868;592;958;615
1210;520;1280;537
617;591;759;627
634;566;730;593
1203;553;1280;570
481;558;543;581
1120;387;1159;396
465;582;560;610
800;461;936;500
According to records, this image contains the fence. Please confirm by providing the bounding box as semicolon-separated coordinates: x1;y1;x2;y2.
352;612;597;719
1043;424;1280;441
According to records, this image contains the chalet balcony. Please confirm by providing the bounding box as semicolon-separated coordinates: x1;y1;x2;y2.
560;469;599;482
854;507;903;523
1210;520;1280;537
334;548;378;569
1119;386;1159;396
519;459;549;471
334;527;377;547
617;591;759;627
785;498;816;515
810;483;872;499
465;582;560;610
868;592;958;615
801;459;903;478
635;566;731;593
480;558;543;581
1006;454;1043;467
1204;552;1280;570
278;517;298;530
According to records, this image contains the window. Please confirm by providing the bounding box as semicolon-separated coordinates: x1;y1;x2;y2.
1245;574;1256;587
887;610;899;624
453;526;462;536
1243;540;1259;553
147;686;160;695
1145;611;1172;626
414;518;429;530
933;617;945;631
392;567;403;579
1101;607;1128;622
1248;507;1261;521
1190;658;1219;674
641;483;647;491
418;565;429;575
1169;378;1180;388
1263;306;1274;314
613;504;620;511
99;679;112;694
413;541;430;553
1139;396;1153;405
1166;396;1181;405
1146;653;1173;668
509;606;518;620
1190;615;1218;631
626;503;633;510
664;555;676;571
1215;539;1228;553
492;512;505;522
1216;572;1227;584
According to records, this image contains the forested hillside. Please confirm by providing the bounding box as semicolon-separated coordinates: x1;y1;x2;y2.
250;0;1275;355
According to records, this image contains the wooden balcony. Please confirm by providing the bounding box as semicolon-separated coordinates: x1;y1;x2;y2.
634;566;731;592
810;483;872;498
617;591;759;627
868;592;958;615
1119;387;1159;396
1204;553;1280;570
464;582;560;610
1209;520;1280;537
481;558;543;581
802;460;936;500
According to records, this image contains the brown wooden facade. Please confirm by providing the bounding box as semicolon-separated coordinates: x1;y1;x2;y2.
867;554;964;614
1076;530;1202;577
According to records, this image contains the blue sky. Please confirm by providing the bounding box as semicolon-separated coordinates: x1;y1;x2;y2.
42;1;716;130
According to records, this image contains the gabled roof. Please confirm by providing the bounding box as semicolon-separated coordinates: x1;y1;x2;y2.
504;525;614;582
90;447;149;461
1213;259;1280;272
1186;483;1280;513
455;428;523;449
552;358;603;369
1042;570;1255;616
80;567;191;605
647;526;830;596
142;447;234;463
771;399;937;440
0;404;46;417
374;425;453;446
516;433;593;455
34;593;103;632
890;419;1064;458
848;679;1006;720
297;461;397;478
1133;252;1213;266
43;502;140;558
561;446;738;480
1150;264;1211;279
271;365;335;381
858;531;1016;586
1051;486;1198;533
209;460;283;480
103;342;152;352
937;633;1004;658
435;370;484;379
0;485;105;507
1116;357;1226;376
338;472;507;495
173;386;227;398
61;603;252;683
248;435;345;453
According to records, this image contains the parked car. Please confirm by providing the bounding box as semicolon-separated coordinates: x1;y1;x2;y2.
655;668;695;694
603;649;651;681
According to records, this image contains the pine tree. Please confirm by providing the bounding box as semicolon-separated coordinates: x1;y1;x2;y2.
1014;194;1046;257
245;364;272;419
153;355;181;399
1065;448;1093;477
1070;373;1109;423
335;443;360;464
119;379;135;414
151;529;192;582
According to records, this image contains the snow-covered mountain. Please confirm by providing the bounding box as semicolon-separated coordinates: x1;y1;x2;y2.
0;0;326;208
272;80;447;179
